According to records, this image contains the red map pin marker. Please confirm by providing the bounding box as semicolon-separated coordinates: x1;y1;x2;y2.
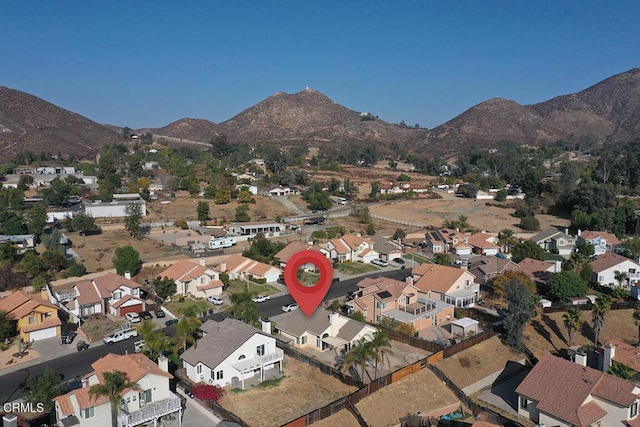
284;250;333;316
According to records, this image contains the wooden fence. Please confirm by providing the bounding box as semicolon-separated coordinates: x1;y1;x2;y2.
366;323;445;353
443;330;496;358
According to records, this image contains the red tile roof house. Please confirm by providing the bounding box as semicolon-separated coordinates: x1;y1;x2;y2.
424;228;470;254
516;353;640;427
412;263;479;308
467;233;502;256
578;230;623;256
324;234;379;263
215;254;282;283
274;241;326;271
158;259;223;298
601;339;640;379
54;353;180;427
467;255;522;286
590;252;640;289
518;258;561;287
349;277;454;331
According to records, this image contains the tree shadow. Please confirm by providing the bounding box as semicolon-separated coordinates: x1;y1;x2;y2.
581;321;595;344
542;314;567;345
531;319;557;351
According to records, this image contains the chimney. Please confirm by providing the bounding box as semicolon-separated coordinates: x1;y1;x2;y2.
406;276;414;286
603;342;616;370
328;311;340;336
158;354;169;373
199;257;206;266
261;318;272;334
3;413;17;427
40;289;49;301
124;271;131;280
577;229;582;237
574;349;587;367
554;260;562;273
219;262;227;273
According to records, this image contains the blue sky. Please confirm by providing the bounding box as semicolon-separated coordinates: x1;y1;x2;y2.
2;1;639;129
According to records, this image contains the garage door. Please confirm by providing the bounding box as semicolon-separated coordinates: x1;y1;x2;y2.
29;327;58;342
119;304;143;316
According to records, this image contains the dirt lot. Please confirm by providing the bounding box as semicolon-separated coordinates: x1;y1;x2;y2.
79;315;127;343
311;409;360;427
436;336;525;389
219;355;356;427
355;367;459;427
525;308;638;359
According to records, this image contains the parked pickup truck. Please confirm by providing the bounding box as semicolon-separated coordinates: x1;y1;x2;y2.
134;339;145;353
103;328;138;345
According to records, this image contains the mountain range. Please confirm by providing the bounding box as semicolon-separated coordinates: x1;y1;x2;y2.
1;68;639;163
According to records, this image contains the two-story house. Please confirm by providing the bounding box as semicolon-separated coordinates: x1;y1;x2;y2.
516;354;640;427
467;256;522;286
181;318;283;390
0;290;61;342
590;252;640;289
467;233;501;256
412;263;479;308
578;230;623;256
159;259;223;298
214;254;282;283
271;308;377;353
518;257;561;287
349;277;454;331
530;228;577;257
323;234;379;263
54;353;180;427
424;229;470;254
274;241;326;271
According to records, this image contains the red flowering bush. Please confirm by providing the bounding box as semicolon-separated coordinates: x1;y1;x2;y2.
193;384;225;402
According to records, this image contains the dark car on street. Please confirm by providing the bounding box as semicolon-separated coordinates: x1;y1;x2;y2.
139;311;153;320
59;331;77;345
76;340;89;352
155;309;166;318
165;318;178;327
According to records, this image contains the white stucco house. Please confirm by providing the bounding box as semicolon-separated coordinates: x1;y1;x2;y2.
54;353;181;427
590;252;640;289
158;259;224;298
181;318;283;390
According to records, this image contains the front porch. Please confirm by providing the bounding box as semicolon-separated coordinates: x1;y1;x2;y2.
120;391;182;427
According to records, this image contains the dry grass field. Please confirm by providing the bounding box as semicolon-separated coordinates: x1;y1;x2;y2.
311;409;360;427
219;356;356;427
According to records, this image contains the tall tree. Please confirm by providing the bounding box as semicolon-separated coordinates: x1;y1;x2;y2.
173;313;202;355
89;371;139;427
563;307;583;347
112;245;140;275
492;271;536;299
502;280;534;351
369;332;393;379
197;201;210;221
633;303;640;345
511;240;546;263
124;202;144;237
343;337;375;383
548;271;588;301
25;368;65;412
224;292;260;327
136;320;168;361
0;310;15;343
497;228;516;253
591;295;611;346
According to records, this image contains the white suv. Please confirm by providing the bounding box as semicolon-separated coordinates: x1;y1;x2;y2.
371;258;388;267
125;312;141;323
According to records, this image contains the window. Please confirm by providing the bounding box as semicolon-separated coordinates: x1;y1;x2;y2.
83;407;95;418
316;338;321;348
45;312;52;318
238;355;246;360
376;301;382;309
132;289;139;296
113;291;122;299
196;364;202;374
632;401;638;418
256;344;265;356
138;389;152;405
631;269;637;274
28;316;36;324
216;370;223;380
300;336;307;345
519;396;528;409
376;314;381;322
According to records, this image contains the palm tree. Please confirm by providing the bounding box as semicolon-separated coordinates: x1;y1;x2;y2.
89;371;139;427
614;270;628;289
0;310;14;342
563;307;582;347
136;320;167;361
498;228;516;253
369;332;394;379
343;337;375;384
173;314;202;355
592;295;611;346
633;302;640;345
224;292;260;326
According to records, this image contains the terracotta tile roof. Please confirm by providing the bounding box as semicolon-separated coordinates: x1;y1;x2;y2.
412;264;473;294
518;258;555;277
341;234;370;251
467;233;500;249
357;277;415;300
359;248;372;257
274;241;314;263
160;260;207;282
590;252;639;273
110;295;144;309
217;254;251;273
54;392;75;416
580;230;622;246
217;254;280;278
92;353;172;385
76;280;101;306
21;316;62;333
628;417;640;427
606;339;640;372
516;354;639;426
0;290;59;320
329;238;351;255
471;422;501;427
92;272;141;298
248;262;279;277
196;279;224;291
71;386;110;410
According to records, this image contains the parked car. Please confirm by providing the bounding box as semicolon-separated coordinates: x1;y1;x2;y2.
371;258;389;267
206;296;224;305
76;340;89;352
155;309;166;318
392;257;405;265
165;318;179;327
103;328;138;345
252;295;270;303
59;331;77;345
139;311;153;320
332;277;340;284
125;312;141;323
281;303;299;312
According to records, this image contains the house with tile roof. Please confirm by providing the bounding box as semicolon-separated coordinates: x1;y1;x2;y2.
467;233;501;256
54;353;180;427
578;230;623;256
0;290;62;342
590;252;640;289
324;234;378;263
517;258;561;287
530;227;577;257
215;254;282;283
601;340;640;379
158;259;223;298
424;229;470;254
349;277;454;331
271;308;377;353
516;353;640;427
467;255;522;285
274;241;326;270
412;263;479;308
181;318;283;390
372;236;403;262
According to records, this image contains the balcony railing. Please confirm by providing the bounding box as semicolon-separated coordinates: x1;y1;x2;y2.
232;348;284;373
120;392;181;427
